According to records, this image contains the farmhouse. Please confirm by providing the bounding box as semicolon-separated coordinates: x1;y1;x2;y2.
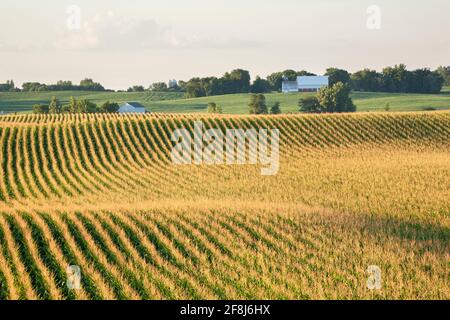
282;76;329;93
118;102;147;113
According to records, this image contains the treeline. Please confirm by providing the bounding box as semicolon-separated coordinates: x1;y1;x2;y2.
0;80;18;92
24;79;107;92
2;65;449;95
33;97;119;114
0;79;108;92
267;65;447;94
152;65;449;97
137;69;253;97
349;65;447;94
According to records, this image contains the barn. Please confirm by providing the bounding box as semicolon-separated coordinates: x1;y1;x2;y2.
118;102;147;113
282;76;329;93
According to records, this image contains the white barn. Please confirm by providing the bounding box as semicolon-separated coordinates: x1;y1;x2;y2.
118;102;147;113
282;76;329;93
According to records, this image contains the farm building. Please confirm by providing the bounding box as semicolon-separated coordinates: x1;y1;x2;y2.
282;76;329;93
118;102;147;113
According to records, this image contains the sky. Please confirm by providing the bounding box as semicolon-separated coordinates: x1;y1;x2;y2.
0;0;449;90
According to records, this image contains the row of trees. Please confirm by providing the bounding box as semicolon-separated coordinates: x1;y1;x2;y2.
348;65;445;94
272;65;447;94
33;97;119;114
24;79;106;92
126;69;253;97
4;65;448;94
0;79;107;92
177;65;448;97
182;69;252;98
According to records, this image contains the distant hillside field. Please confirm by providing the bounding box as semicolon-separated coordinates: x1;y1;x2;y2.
0;91;184;114
1;87;449;114
0;111;448;299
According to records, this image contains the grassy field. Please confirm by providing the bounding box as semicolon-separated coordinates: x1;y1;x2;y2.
0;91;184;114
1;87;449;114
147;89;450;114
0;111;448;300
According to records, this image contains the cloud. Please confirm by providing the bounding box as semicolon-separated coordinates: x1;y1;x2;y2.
53;11;261;51
53;11;262;51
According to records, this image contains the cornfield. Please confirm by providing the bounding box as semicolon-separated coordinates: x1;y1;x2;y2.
0;111;448;300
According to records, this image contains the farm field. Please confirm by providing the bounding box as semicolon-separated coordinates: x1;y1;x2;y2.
0;91;184;114
0;111;448;299
147;89;450;114
1;87;449;114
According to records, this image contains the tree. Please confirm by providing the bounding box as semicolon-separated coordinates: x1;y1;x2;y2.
317;82;356;113
46;80;75;90
185;79;206;98
55;80;74;90
250;76;272;93
127;85;145;92
222;69;251;93
206;102;222;114
150;82;168;91
22;82;48;92
381;64;408;92
248;94;268;114
325;68;351;86
32;104;49;114
350;69;382;92
299;96;321;113
76;99;97;113
350;65;443;94
266;72;284;91
98;101;119;113
270;102;281;114
49;96;62;114
436;66;450;86
201;77;222;96
79;78;105;91
68;96;78;113
407;69;444;94
207;102;217;113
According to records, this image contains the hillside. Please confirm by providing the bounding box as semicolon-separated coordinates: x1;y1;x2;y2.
147;89;450;114
0;112;448;299
0;91;184;114
1;87;449;114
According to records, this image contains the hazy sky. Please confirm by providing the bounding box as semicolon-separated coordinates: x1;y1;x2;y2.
0;0;449;90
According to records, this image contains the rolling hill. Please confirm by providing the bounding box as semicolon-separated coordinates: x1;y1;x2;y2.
0;111;448;299
1;87;449;114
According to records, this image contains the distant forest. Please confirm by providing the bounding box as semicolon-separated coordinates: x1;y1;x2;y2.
1;65;449;97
